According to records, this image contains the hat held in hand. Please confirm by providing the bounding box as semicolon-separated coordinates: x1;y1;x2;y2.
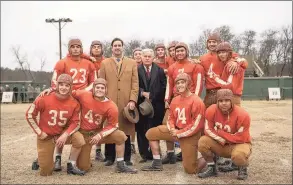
123;105;139;124
139;98;154;118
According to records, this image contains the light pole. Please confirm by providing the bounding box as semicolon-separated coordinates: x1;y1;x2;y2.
45;18;72;59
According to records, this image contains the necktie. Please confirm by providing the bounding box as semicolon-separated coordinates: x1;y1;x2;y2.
116;58;120;62
146;67;150;78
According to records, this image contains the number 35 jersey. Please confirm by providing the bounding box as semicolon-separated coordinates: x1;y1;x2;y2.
51;56;97;91
167;94;205;138
73;90;119;138
26;92;81;136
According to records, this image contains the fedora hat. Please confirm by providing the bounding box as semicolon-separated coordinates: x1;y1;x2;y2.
123;106;139;124
139;98;154;118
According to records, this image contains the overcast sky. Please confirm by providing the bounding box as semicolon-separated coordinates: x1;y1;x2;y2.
1;1;292;72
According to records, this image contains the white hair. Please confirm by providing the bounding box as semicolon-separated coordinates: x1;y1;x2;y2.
141;48;155;57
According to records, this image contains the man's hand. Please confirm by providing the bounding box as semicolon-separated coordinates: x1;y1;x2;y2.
55;132;69;148
165;101;170;109
227;61;239;75
164;69;168;74
90;56;97;62
89;134;101;145
170;128;178;137
39;132;48;140
127;101;136;110
190;58;201;64
142;92;150;99
38;88;53;97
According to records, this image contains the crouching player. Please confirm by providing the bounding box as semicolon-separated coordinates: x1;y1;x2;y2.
198;89;252;180
141;73;206;174
26;74;86;176
72;78;138;173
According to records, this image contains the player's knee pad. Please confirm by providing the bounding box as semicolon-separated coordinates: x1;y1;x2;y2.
198;136;211;153
71;132;86;148
114;130;127;145
231;151;248;166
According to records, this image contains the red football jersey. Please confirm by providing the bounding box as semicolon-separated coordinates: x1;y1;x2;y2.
200;52;247;90
26;92;80;136
73;90;119;138
204;104;251;145
79;53;105;77
165;59;204;102
212;62;245;96
167;94;205;138
51;56;97;91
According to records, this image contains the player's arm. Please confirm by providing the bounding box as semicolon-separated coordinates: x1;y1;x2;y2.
65;103;81;135
176;99;205;138
193;65;204;97
84;63;97;91
129;62;139;103
164;67;174;103
51;60;65;90
98;104;119;138
231;52;248;70
204;106;226;145
25;97;44;136
217;114;251;144
166;106;176;131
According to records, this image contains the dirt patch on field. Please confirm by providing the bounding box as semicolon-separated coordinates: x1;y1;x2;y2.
1;100;292;184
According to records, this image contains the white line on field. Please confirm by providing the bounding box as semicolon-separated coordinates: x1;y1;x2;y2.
2;134;35;146
242;106;292;121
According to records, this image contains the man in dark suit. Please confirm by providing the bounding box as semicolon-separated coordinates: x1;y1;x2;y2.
137;48;167;163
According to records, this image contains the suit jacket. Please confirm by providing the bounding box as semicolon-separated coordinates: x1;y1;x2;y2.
100;57;139;135
137;63;166;127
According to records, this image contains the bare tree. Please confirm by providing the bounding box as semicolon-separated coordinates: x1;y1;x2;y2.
124;39;142;57
257;29;279;76
102;41;112;58
241;30;257;56
11;45;30;80
142;39;156;50
231;35;242;54
274;25;292;76
214;25;234;42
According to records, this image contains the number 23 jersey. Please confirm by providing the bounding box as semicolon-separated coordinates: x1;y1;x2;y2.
52;57;97;91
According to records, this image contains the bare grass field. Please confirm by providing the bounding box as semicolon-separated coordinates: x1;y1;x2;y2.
1;100;292;184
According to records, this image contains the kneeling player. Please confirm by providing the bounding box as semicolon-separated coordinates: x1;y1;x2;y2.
198;89;252;180
141;73;206;174
72;78;138;173
26;74;86;176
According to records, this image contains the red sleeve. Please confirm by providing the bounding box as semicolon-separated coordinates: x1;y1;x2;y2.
217;114;251;144
213;65;244;90
204;105;226;145
193;64;204;96
51;60;65;90
166;108;176;131
84;62;97;91
99;103;119;138
165;66;174;103
65;102;81;135
176;97;205;138
25;97;45;136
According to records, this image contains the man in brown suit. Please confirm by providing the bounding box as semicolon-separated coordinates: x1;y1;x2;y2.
100;38;139;166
